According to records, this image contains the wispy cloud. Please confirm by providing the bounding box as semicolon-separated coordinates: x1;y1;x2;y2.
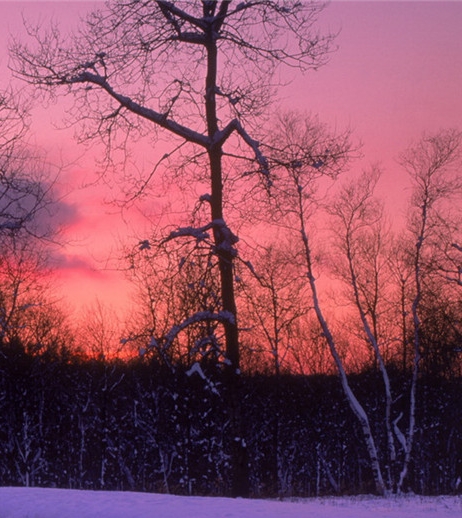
48;250;103;277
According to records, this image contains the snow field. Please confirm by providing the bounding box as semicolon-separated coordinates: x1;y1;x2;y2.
0;487;461;518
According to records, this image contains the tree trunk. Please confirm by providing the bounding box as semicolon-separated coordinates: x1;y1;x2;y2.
205;33;248;498
345;239;396;491
297;186;386;496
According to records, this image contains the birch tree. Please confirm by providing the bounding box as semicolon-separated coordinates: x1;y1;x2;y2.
397;128;462;491
11;0;334;496
265;112;386;495
328;169;399;490
266;113;462;494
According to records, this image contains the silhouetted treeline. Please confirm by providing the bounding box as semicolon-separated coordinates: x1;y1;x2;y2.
0;340;460;497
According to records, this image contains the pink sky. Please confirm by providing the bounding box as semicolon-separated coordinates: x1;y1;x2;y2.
1;1;461;317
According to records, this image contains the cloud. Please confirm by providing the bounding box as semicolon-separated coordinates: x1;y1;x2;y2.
51;199;82;228
48;250;104;278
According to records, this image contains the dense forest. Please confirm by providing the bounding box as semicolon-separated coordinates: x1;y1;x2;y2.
0;341;461;497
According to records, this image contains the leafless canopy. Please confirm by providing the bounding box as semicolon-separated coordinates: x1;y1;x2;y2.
10;5;336;496
10;1;334;168
0;90;55;240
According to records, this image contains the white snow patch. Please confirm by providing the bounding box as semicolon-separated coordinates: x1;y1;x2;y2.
0;488;460;518
186;362;206;380
138;240;151;250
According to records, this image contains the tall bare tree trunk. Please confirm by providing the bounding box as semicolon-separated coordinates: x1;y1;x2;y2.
205;28;248;498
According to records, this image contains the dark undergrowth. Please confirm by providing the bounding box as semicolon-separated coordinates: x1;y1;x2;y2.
0;341;461;497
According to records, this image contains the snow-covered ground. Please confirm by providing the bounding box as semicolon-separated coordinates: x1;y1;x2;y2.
0;488;460;518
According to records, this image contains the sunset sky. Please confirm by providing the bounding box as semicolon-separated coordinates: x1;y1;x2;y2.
1;1;461;318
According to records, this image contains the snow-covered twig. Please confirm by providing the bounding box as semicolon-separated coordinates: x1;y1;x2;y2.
149;310;235;354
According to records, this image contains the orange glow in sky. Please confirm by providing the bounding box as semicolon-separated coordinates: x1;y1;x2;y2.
1;1;461;318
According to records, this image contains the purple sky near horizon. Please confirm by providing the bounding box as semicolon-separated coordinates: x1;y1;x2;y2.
0;1;461;317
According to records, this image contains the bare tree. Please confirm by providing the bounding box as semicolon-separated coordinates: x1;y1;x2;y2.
0;88;27;158
386;233;414;372
327;168;400;489
77;299;127;360
237;241;313;497
265;115;462;495
11;0;335;495
446;242;462;286
239;242;310;377
0;237;47;343
397;128;462;492
126;238;225;369
0;88;64;351
264;112;387;495
0;89;55;241
11;0;333;371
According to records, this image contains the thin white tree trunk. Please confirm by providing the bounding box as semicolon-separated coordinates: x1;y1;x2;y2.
296;186;386;495
345;239;396;490
397;204;426;492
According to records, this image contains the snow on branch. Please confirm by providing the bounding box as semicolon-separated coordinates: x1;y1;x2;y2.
165;219;239;257
138;239;151;251
214;119;271;187
186;362;221;396
64;70;209;148
212;218;239;257
156;1;208;33
168;225;212;243
148;310;235;353
199;193;212;204
186;362;206;380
